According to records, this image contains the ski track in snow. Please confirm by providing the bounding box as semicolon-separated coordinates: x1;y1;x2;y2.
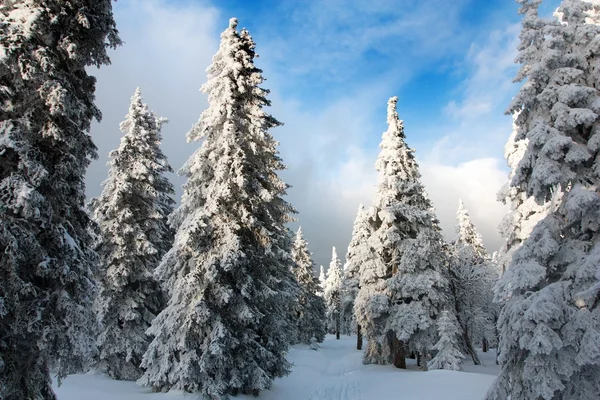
306;341;363;400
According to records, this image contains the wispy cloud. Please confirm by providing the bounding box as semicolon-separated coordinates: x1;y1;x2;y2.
87;0;524;268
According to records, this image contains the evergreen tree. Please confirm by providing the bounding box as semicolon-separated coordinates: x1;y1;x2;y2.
354;97;449;368
0;2;120;399
450;200;497;364
324;247;343;339
318;265;326;296
89;88;174;380
290;227;326;345
496;114;554;275
138;18;296;398
341;204;369;338
487;1;600;399
427;310;465;371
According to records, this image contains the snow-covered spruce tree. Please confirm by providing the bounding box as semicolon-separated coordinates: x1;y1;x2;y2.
0;2;120;399
354;97;449;368
487;1;600;399
88;88;174;380
341;204;371;348
427;310;465;371
496;114;554;275
450;200;497;364
324;247;343;339
138;18;296;398
291;227;326;345
318;265;326;296
342;205;368;336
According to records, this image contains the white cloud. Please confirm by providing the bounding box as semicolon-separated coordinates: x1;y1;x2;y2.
420;158;508;252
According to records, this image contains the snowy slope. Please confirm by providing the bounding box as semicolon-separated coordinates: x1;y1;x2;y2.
53;335;497;400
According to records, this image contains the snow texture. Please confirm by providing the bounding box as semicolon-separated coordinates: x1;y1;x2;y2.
53;335;498;400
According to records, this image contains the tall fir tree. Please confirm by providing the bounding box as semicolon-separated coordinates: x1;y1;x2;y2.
89;88;174;380
290;227;326;345
341;204;370;342
324;247;343;339
138;18;297;399
488;1;600;399
0;2;120;399
354;97;449;368
450;200;497;364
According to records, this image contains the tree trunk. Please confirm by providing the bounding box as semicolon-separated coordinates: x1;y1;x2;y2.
356;324;363;350
463;326;481;365
482;338;488;353
450;280;481;366
336;316;340;340
416;352;421;367
393;337;406;369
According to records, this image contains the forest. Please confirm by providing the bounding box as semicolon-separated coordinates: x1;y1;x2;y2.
1;1;600;400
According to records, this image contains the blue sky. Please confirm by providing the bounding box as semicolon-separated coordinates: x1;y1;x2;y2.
87;0;561;268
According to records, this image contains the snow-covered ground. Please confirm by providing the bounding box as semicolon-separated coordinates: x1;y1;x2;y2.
53;335;498;400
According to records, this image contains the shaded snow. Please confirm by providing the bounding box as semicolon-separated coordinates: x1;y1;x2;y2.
53;335;497;400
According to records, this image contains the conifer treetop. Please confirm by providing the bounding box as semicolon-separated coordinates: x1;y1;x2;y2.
455;199;486;257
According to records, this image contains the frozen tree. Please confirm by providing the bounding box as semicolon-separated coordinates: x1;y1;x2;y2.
324;247;343;339
355;97;449;368
555;0;600;24
487;1;600;399
427;310;465;371
450;200;497;364
454;200;487;258
138;18;297;399
341;204;369;340
88;88;174;380
497;114;554;275
0;2;120;399
290;227;326;345
318;265;326;296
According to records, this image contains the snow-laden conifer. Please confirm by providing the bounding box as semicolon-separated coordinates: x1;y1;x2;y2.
487;1;600;399
324;247;343;339
355;97;449;367
318;265;326;296
496;115;554;275
427;310;465;371
138;18;296;399
89;88;174;380
0;2;120;398
450;200;497;364
341;204;370;337
291;227;326;345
